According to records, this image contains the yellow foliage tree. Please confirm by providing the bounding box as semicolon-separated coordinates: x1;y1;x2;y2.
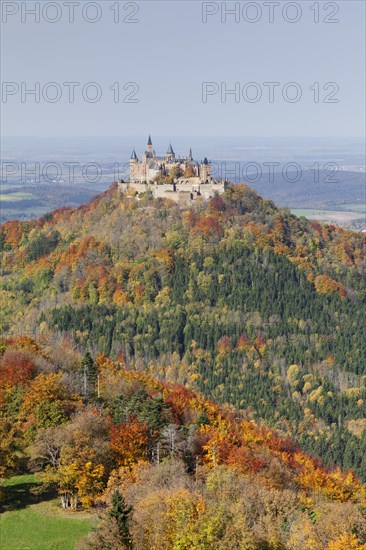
327;532;366;550
76;461;105;508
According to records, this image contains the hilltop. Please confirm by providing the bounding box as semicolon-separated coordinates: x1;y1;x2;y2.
1;182;365;483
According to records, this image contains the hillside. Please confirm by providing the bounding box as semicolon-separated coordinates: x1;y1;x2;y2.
1;182;366;484
1;336;366;549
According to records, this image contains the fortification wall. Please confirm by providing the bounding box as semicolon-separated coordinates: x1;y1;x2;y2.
118;181;226;204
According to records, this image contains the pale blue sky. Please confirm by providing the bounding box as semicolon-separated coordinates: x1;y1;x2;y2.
1;0;365;137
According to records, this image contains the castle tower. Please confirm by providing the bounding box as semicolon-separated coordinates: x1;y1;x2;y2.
166;143;175;161
146;134;153;154
188;148;193;161
130;149;138;182
200;157;211;182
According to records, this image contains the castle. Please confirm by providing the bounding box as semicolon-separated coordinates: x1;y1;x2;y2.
118;135;226;204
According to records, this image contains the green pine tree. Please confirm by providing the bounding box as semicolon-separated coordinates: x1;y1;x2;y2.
109;490;133;549
80;352;98;399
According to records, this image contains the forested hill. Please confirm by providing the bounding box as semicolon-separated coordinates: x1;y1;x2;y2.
1;182;366;481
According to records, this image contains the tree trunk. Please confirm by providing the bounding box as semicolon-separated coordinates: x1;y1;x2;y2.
71;493;78;510
60;493;69;509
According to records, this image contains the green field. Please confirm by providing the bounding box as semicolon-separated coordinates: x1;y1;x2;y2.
0;475;96;550
291;208;365;226
291;209;329;217
340;203;366;213
0;192;36;202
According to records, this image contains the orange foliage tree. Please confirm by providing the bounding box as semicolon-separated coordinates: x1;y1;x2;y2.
110;418;150;468
314;274;346;299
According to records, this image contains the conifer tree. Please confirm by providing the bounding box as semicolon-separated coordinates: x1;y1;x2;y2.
79;352;98;399
109;490;133;549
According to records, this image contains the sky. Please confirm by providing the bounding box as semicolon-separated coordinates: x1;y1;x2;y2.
1;0;365;138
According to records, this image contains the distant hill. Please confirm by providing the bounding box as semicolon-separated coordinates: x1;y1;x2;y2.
1;182;365;483
252;170;365;208
0;184;98;223
250;169;365;229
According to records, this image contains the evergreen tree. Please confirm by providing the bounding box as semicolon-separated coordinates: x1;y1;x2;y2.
79;352;98;399
109;490;133;549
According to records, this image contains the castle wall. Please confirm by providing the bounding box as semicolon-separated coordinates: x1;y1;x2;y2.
118;181;226;204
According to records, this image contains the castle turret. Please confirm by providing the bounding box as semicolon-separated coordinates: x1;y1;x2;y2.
188;148;193;161
200;157;211;182
166;143;175;161
146;134;153;154
130;148;138;182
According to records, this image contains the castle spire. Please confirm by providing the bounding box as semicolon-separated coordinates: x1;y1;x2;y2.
130;148;138;160
166;143;175;161
146;134;153;154
188;148;193;161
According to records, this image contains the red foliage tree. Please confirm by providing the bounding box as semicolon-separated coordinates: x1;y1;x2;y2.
0;351;35;389
194;215;223;238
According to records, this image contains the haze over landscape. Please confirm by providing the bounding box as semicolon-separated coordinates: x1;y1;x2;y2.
1;135;365;228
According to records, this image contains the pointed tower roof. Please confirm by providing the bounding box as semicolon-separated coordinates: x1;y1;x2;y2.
166;143;174;155
130;149;138;160
188;148;193;161
147;134;152;145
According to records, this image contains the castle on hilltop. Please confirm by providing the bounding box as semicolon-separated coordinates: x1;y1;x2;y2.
118;135;226;204
130;135;212;184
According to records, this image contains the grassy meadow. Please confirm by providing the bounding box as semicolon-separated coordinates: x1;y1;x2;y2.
0;192;36;202
0;475;96;550
291;207;365;226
